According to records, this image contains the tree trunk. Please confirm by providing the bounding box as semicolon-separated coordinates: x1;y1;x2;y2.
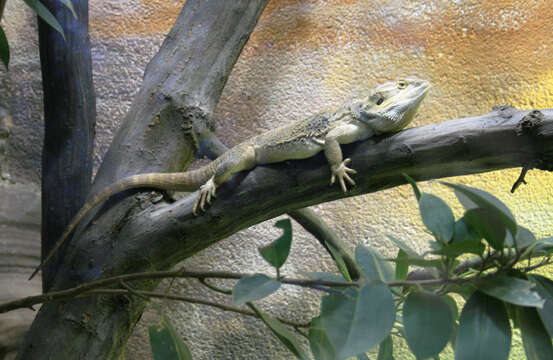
17;1;269;359
39;0;96;292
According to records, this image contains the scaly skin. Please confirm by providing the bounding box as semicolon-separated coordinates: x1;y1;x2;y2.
29;78;430;280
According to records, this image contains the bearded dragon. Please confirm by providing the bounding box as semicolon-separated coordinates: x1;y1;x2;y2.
29;78;430;280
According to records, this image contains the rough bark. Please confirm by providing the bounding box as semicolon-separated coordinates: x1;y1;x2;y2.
39;0;96;292
18;1;269;359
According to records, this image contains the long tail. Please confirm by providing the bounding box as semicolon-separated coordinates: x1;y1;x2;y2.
28;162;219;280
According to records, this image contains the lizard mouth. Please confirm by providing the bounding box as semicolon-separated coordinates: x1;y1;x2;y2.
383;108;404;124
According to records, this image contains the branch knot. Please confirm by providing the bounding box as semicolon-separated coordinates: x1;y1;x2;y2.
517;110;544;135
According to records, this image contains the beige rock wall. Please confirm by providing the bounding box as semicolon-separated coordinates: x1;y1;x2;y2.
1;0;552;359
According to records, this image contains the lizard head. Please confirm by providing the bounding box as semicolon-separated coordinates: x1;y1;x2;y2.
353;78;430;133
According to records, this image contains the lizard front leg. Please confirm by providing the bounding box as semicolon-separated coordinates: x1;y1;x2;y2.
194;144;257;215
324;123;372;192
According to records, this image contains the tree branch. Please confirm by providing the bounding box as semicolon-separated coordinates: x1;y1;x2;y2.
85;289;310;328
0;269;357;314
5;248;552;314
91;107;552;281
43;107;552;291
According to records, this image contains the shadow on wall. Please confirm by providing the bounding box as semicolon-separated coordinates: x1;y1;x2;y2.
0;107;41;359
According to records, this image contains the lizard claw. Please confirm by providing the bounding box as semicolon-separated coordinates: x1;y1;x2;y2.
330;158;356;192
193;176;217;216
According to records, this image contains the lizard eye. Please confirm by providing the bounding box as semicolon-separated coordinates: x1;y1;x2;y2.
397;80;407;89
376;97;384;106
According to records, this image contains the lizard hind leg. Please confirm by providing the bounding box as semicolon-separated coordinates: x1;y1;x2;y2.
193;176;216;215
193;144;257;215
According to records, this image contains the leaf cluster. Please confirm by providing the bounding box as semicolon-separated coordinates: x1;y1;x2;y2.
0;0;75;68
149;178;553;359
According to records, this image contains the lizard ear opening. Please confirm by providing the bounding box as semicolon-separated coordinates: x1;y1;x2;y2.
376;97;385;106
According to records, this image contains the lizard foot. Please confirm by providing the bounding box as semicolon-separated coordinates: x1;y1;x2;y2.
330;158;357;192
193;176;217;215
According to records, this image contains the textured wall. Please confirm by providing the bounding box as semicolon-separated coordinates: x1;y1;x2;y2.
1;0;553;359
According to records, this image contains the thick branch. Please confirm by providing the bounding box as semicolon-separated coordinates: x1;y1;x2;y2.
90;1;268;191
36;106;550;301
95;107;553;277
41;108;552;290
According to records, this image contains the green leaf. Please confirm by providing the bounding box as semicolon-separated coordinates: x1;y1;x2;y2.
404;292;454;359
433;238;485;258
326;242;352;281
516;226;536;249
355;245;394;283
402;173;421;201
0;26;9;69
149;303;193;360
517;306;553;360
24;0;65;39
319;283;395;359
449;283;477;300
59;0;77;19
419;193;455;242
455;291;511;360
149;326;191;360
249;303;310;360
476;276;544;307
452;217;482;243
394;249;408;281
464;208;508;250
377;335;394;360
442;182;517;237
310;317;337;360
442;295;459;321
386;235;420;258
232;274;281;305
259;219;293;269
356;354;370;360
528;275;553;337
530;237;553;255
449;283;477;301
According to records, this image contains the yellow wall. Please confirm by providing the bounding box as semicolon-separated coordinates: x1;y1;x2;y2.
90;0;553;240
